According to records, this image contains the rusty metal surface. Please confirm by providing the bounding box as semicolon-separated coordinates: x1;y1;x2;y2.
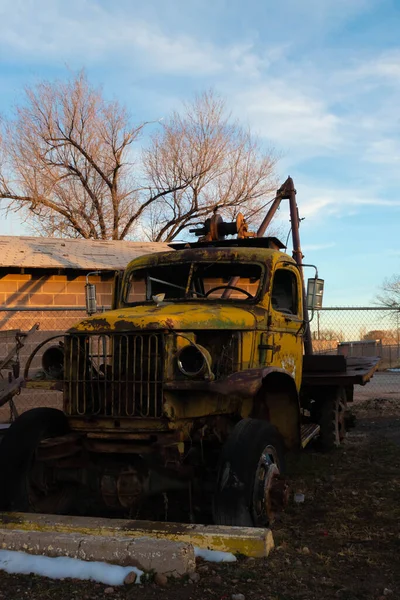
300;423;321;448
0;324;40;409
0;376;24;408
0;236;170;270
164;366;293;398
0;324;39;372
24;380;63;391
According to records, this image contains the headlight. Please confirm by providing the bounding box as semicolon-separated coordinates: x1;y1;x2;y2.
177;345;210;377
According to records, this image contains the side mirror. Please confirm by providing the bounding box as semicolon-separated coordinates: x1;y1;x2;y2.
85;283;97;315
307;277;324;310
85;271;100;315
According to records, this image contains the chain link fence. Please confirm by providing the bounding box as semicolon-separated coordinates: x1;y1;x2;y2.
0;309;85;423
310;307;400;403
1;306;399;423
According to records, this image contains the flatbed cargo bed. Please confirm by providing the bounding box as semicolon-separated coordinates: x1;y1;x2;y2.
302;355;381;386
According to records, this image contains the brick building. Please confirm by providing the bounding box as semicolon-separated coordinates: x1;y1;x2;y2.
0;236;169;325
0;236;169;421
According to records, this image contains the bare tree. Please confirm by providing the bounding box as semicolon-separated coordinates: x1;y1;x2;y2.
0;74;277;241
316;329;345;342
362;329;397;343
143;92;278;241
377;276;400;309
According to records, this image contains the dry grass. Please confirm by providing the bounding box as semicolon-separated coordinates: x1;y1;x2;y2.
0;400;399;600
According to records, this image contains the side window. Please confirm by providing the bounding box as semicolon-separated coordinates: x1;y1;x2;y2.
271;269;299;315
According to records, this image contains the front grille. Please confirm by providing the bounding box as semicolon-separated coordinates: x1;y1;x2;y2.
64;333;164;418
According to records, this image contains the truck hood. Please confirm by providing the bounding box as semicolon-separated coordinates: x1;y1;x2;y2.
69;303;261;333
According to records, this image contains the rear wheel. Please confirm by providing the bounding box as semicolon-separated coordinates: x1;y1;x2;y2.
312;387;347;451
0;408;72;512
213;419;288;527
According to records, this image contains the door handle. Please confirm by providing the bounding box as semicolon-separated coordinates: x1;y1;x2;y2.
258;343;276;364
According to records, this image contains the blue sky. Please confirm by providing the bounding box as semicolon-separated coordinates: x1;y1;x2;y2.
0;0;399;306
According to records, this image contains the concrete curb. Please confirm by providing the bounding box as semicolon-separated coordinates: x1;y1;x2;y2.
0;528;195;575
0;513;274;558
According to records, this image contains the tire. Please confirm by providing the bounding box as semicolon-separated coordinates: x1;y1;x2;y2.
312;387;347;451
0;408;70;512
213;418;287;527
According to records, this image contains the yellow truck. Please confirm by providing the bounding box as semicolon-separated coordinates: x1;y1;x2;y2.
0;178;379;527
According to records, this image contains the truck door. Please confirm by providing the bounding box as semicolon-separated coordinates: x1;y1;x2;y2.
265;265;304;391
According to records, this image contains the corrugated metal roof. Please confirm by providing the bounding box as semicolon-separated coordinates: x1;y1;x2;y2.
0;236;171;270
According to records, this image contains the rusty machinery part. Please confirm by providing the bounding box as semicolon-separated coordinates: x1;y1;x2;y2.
236;213;256;239
189;212;255;242
0;374;24;410
0;323;40;373
100;464;146;510
0;408;72;513
99;461;191;513
24;335;65;380
213;418;287;527
0;323;41;411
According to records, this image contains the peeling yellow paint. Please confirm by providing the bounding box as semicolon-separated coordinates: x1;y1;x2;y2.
0;513;274;558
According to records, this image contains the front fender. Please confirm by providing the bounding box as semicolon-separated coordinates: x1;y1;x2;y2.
163;367;294;399
164;369;300;448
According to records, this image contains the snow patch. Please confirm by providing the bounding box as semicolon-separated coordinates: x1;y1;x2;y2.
194;547;237;563
0;550;143;586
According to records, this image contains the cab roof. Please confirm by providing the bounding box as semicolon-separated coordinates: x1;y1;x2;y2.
169;237;285;251
125;242;294;272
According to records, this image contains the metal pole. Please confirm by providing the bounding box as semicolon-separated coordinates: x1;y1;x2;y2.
257;190;284;237
282;177;313;355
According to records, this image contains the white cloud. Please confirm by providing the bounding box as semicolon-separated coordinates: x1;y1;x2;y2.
343;50;400;83
275;179;400;227
0;0;388;168
0;0;399;215
0;0;262;77
302;242;336;251
363;138;400;165
231;82;340;153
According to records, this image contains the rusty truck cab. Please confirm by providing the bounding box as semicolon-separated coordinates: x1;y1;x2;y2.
63;239;303;454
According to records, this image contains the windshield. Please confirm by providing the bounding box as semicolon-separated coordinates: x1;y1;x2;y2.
125;261;264;304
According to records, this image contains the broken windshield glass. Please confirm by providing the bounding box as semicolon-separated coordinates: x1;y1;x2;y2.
125;261;264;304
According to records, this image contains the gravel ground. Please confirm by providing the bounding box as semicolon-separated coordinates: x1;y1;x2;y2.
0;397;399;600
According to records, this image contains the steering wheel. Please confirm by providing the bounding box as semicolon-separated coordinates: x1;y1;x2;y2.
204;285;253;299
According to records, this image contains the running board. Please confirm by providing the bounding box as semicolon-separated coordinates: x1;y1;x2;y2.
301;423;320;448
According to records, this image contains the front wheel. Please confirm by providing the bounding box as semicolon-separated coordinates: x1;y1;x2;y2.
213;419;288;527
0;407;72;513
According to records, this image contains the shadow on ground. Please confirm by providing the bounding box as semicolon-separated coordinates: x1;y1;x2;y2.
0;399;399;600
